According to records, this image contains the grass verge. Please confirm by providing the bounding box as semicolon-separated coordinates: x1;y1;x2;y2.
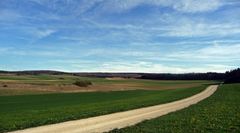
109;83;240;133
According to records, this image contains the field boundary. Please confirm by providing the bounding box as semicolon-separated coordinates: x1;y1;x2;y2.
9;85;218;133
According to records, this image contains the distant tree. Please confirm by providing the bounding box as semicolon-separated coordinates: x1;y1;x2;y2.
225;68;240;83
73;80;92;87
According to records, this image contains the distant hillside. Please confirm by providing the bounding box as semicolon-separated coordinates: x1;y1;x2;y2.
0;70;67;75
73;73;142;78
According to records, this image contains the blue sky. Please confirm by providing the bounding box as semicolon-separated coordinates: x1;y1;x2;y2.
0;0;240;73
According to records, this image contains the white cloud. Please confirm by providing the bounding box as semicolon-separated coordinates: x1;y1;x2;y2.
31;0;224;14
34;29;56;38
99;0;223;13
1;0;239;73
164;20;240;37
168;43;240;62
81;15;240;39
170;0;222;13
63;60;234;73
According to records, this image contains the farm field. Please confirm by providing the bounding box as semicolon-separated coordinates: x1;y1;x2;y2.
0;75;214;133
1;1;239;133
109;83;240;133
0;74;215;96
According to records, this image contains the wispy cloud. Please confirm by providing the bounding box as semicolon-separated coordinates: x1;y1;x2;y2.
100;0;223;13
164;20;240;37
63;60;235;73
0;47;12;53
0;9;22;21
0;46;69;57
27;0;225;15
169;0;222;13
33;29;56;39
167;43;240;62
0;0;239;72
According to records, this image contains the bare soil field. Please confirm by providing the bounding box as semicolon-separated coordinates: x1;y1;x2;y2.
0;74;215;95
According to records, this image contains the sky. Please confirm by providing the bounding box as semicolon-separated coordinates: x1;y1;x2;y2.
0;0;240;73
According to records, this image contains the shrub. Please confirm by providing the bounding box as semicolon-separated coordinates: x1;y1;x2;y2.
3;84;8;87
73;80;92;87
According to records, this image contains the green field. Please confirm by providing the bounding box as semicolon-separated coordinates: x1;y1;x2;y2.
109;83;240;133
0;74;218;132
0;85;207;132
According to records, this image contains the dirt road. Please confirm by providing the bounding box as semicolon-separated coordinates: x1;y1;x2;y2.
10;85;218;133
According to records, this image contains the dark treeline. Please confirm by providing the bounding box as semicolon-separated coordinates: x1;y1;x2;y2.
140;72;225;80
140;68;240;82
225;68;240;83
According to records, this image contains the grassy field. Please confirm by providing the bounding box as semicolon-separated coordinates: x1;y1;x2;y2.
0;74;215;96
0;85;207;132
109;83;240;133
0;74;217;132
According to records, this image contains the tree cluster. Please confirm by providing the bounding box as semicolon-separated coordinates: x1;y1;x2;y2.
225;68;240;83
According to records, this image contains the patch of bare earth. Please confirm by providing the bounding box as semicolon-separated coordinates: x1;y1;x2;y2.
106;77;129;80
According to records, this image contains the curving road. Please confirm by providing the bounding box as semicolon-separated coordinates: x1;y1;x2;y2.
10;85;218;133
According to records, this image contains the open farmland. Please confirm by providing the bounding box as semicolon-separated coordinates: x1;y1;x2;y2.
1;1;239;133
109;83;240;133
0;74;215;96
0;74;215;133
